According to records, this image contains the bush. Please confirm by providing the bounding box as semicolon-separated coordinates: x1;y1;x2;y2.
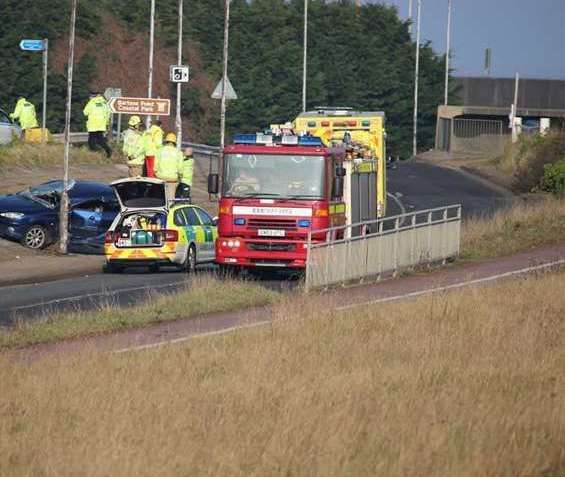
511;132;565;192
541;159;565;194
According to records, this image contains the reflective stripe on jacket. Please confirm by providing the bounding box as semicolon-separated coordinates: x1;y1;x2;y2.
10;98;39;130
83;96;110;132
155;145;183;181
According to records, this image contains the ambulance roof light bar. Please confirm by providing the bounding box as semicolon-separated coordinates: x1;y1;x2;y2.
314;106;354;116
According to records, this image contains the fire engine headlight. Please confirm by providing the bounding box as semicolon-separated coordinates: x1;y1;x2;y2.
227;240;234;248
222;241;228;247
234;240;241;248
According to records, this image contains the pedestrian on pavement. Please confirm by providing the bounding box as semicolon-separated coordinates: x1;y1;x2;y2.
10;97;39;131
144;119;164;177
122;115;145;177
155;132;183;202
83;91;112;157
178;146;194;198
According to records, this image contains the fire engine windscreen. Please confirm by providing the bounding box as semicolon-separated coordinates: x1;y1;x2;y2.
222;154;325;199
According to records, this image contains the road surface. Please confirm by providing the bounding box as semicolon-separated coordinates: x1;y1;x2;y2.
0;161;513;324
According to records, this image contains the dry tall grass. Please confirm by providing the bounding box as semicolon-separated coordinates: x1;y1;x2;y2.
2;271;564;476
462;196;565;258
0;142;118;169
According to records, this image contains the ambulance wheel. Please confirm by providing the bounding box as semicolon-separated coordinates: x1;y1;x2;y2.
185;245;197;273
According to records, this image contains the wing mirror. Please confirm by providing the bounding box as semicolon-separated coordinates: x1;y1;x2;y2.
332;176;344;199
208;173;219;194
212;216;219;226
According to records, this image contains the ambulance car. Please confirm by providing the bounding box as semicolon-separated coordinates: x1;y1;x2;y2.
104;178;217;273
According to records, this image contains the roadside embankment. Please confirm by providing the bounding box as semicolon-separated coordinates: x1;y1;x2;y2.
1;276;278;349
1;268;564;475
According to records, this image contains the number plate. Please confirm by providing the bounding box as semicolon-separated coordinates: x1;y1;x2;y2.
117;238;131;247
258;229;285;237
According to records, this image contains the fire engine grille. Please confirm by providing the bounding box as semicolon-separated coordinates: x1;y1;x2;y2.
248;242;296;252
248;218;297;230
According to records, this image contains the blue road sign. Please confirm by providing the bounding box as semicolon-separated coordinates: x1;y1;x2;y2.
19;39;45;51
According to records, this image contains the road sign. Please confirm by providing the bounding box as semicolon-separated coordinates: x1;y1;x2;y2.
108;97;170;116
104;87;122;101
212;76;238;100
170;65;189;83
19;39;45;51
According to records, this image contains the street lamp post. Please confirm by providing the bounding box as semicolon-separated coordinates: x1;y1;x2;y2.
219;0;231;163
412;0;421;158
147;0;155;128
176;0;183;148
408;0;413;34
59;0;77;254
444;0;452;105
302;0;308;112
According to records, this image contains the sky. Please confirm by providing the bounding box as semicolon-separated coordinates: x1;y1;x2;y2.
375;0;565;79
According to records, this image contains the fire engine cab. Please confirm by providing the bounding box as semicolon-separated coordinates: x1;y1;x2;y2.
207;132;346;271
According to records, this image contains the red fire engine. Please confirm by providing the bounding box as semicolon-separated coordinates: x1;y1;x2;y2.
207;132;346;271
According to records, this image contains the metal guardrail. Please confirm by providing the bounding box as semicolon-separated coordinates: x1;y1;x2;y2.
305;205;462;291
51;132;220;157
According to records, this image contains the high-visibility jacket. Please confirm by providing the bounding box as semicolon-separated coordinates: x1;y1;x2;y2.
10;98;39;130
179;155;194;187
122;128;145;165
145;125;164;156
83;96;110;132
155;144;183;181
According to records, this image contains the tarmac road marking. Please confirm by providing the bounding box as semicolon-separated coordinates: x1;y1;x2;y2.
113;258;565;354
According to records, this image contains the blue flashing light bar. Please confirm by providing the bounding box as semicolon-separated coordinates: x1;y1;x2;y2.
234;218;246;225
298;136;323;146
233;133;323;147
298;219;311;227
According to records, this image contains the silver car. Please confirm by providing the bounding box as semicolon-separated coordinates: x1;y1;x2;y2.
0;108;22;145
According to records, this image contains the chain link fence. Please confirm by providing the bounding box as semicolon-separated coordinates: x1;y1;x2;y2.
451;118;508;156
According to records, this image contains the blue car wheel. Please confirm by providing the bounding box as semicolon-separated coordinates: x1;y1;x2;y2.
21;224;51;250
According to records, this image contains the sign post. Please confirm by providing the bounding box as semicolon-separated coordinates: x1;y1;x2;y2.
20;38;49;142
104;87;122;143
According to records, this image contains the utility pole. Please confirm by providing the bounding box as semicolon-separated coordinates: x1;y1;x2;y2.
176;0;183;149
42;39;49;142
147;0;155;128
219;0;231;165
302;0;308;112
408;0;413;34
444;0;452;105
412;0;421;158
511;72;520;143
59;0;77;254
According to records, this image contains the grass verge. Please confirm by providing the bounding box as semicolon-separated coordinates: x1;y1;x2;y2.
461;196;565;259
0;141;120;169
1;270;564;475
0;275;278;349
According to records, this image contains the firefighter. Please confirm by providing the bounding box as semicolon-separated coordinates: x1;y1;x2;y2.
144;119;164;177
122;116;145;177
10;97;39;131
83;92;112;157
178;147;194;196
155;133;183;202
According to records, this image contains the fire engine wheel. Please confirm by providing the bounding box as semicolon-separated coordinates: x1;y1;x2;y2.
185;245;197;274
218;264;241;278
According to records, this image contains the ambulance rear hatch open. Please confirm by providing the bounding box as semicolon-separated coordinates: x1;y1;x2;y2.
111;177;167;214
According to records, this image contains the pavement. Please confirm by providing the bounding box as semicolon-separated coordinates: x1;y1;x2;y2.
0;159;514;323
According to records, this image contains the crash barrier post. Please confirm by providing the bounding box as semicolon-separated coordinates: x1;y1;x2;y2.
305;204;461;292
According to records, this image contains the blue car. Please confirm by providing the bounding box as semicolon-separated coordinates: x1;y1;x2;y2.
0;180;119;253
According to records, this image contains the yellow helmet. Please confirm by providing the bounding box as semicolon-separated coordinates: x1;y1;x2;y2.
128;115;141;127
165;132;177;144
